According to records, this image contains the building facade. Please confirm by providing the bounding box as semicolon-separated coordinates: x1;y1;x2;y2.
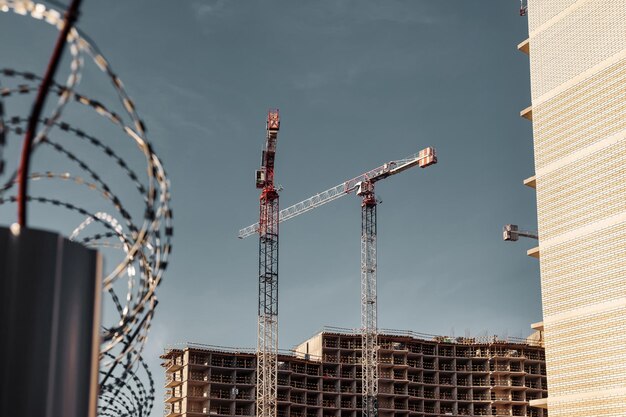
162;329;546;417
520;1;626;415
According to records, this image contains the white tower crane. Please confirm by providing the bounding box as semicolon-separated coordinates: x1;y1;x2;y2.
239;147;437;417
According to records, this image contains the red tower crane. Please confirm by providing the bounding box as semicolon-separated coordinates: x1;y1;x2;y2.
240;147;437;417
255;109;280;417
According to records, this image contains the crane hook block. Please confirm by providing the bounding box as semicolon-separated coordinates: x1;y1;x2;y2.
418;147;437;168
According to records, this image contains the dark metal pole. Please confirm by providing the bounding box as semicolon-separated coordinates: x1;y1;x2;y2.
17;0;83;227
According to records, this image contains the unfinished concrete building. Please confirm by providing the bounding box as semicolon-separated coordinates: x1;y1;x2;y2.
162;328;546;417
517;0;626;415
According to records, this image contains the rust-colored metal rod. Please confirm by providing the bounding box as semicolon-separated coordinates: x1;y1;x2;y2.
17;0;83;227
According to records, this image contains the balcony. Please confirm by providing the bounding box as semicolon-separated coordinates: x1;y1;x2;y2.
306;366;320;376
189;355;209;366
439;363;454;371
323;340;338;349
520;105;532;121
211;358;236;368
527;246;540;259
291;380;307;389
188;388;209;399
517;38;529;55
523;175;536;189
490;365;511;373
339;356;358;364
236;376;254;385
529;397;548;409
306;397;321;406
164;403;182;417
439;349;454;357
339;341;359;349
209;374;233;384
291;364;307;373
165;373;184;388
408;345;422;354
291;396;306;405
407;360;420;368
379;356;393;365
491;393;512;402
408;404;422;412
164;389;182;403
165;357;184;372
322;399;337;408
208;406;231;415
210;390;235;400
187;404;209;415
422;376;436;385
422;347;435;356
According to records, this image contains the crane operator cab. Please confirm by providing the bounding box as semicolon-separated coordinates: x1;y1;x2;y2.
356;181;374;197
256;168;266;189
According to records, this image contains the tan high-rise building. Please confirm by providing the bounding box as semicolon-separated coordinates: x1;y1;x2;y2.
520;1;626;415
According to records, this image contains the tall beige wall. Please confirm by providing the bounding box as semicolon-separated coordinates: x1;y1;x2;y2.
294;333;323;359
528;0;626;415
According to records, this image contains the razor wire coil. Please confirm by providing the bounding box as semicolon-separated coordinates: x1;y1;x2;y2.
0;2;174;415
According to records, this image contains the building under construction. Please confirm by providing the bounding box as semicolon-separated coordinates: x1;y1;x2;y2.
162;328;547;417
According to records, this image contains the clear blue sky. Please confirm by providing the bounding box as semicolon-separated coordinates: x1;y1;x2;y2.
1;1;540;416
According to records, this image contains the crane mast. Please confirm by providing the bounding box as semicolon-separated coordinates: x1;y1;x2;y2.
240;146;437;417
256;109;280;417
358;180;379;417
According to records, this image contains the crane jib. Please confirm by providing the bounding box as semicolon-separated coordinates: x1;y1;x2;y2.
239;147;437;239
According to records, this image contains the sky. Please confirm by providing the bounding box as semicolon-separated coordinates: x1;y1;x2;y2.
0;1;540;416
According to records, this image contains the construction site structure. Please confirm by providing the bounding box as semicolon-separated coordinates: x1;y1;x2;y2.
516;1;626;415
240;148;437;417
256;110;281;417
161;327;547;417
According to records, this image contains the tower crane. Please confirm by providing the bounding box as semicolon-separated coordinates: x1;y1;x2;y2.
240;147;437;417
255;109;281;417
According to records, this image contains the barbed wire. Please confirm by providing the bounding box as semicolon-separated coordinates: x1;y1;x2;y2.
0;2;174;415
98;350;155;417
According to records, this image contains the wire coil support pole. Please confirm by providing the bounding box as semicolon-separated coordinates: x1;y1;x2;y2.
361;188;378;417
17;0;82;227
257;186;279;417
